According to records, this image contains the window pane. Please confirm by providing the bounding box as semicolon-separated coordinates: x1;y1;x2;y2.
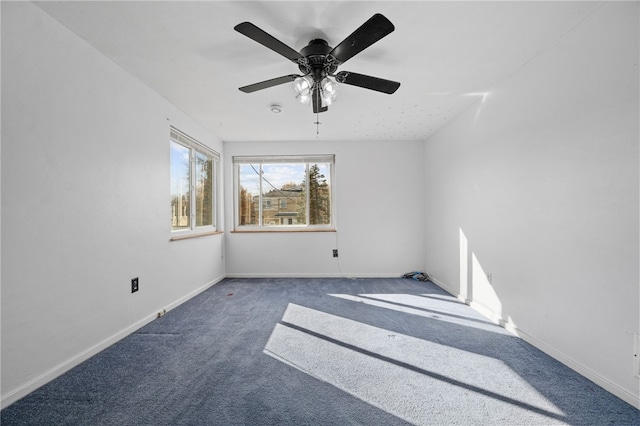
238;164;260;225
171;141;190;230
306;163;331;225
261;163;305;226
234;156;334;230
195;151;213;227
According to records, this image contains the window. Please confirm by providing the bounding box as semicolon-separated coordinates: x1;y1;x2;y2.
170;128;219;235
234;155;334;231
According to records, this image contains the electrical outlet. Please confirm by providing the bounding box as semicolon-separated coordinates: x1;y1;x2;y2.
131;277;139;293
333;249;339;258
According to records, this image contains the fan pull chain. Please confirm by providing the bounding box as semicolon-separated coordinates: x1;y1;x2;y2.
315;112;321;137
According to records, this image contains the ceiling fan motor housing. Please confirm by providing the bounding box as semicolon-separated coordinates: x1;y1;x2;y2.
298;39;338;80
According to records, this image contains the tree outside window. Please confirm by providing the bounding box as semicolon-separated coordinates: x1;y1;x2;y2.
170;128;219;234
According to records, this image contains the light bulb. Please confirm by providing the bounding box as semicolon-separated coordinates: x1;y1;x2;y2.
294;76;312;94
294;75;314;104
297;93;311;105
321;77;338;105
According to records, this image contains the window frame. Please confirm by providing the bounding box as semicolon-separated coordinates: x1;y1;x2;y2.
170;127;220;238
233;154;335;232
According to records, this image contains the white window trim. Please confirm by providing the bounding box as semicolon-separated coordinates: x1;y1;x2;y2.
170;127;220;238
233;154;335;232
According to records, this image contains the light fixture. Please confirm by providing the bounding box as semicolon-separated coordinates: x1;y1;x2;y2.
293;75;339;108
294;75;313;105
270;104;282;113
320;77;338;106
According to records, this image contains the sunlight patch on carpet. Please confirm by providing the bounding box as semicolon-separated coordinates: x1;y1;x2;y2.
329;293;510;334
264;303;565;426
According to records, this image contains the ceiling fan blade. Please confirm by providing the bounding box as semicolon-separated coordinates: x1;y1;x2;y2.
328;14;395;65
335;71;400;94
312;87;328;113
235;22;303;62
239;75;300;93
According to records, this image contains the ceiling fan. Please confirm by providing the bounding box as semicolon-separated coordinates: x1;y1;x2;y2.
234;14;401;113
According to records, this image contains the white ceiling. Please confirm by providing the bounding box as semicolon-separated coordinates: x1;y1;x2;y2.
34;1;605;142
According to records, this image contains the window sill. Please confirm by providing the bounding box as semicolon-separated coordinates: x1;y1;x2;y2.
231;229;336;233
170;230;223;241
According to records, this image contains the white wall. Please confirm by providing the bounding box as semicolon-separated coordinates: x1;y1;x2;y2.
423;2;639;407
1;2;225;407
224;140;426;277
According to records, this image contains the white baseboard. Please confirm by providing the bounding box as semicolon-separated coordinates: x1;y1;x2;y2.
1;275;225;409
224;272;404;279
428;277;640;410
159;275;225;313
509;322;640;409
428;276;464;301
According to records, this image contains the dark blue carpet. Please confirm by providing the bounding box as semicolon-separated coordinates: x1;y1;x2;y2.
2;278;638;425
